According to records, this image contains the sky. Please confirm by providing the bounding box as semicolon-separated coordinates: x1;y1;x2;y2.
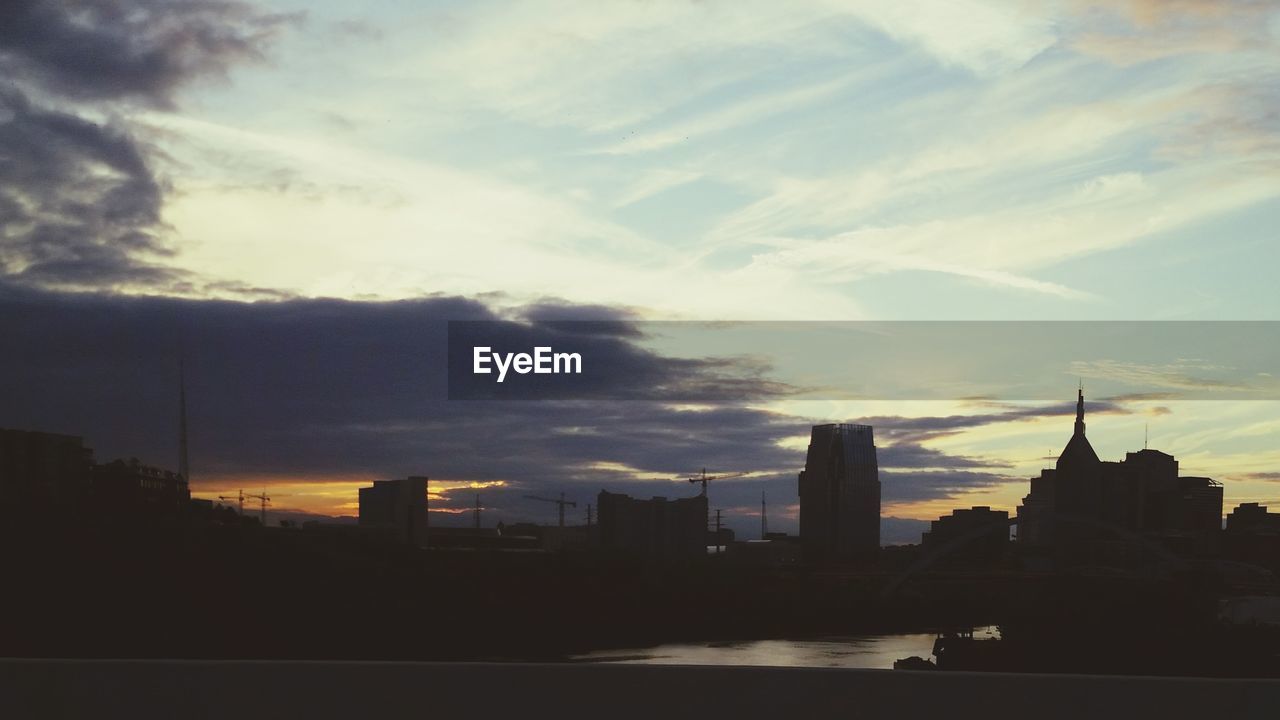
2;0;1279;542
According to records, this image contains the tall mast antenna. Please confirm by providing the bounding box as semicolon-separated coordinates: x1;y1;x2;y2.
761;490;768;539
178;349;189;484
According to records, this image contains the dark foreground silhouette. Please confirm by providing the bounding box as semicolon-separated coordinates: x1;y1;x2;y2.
4;503;1280;678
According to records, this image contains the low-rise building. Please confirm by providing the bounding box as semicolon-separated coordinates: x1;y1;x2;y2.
0;427;94;506
1224;502;1280;572
92;457;190;513
597;490;707;561
921;506;1010;565
358;476;429;546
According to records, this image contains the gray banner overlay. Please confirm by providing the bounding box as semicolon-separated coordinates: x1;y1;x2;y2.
447;321;1280;401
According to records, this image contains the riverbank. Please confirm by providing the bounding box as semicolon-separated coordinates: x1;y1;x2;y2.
569;630;971;669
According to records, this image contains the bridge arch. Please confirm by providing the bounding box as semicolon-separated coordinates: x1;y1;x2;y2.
879;514;1189;601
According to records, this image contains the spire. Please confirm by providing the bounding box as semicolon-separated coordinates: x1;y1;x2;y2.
1058;384;1100;468
761;490;768;540
1074;384;1086;437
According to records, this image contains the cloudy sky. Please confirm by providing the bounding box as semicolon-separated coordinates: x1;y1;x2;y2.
2;0;1278;541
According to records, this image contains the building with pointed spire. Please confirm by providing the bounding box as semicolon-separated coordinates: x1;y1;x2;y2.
1016;389;1222;566
1058;386;1100;470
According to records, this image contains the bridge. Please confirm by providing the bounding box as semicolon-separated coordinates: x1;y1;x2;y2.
879;513;1191;601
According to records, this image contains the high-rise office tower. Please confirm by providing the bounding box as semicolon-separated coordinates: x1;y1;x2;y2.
798;423;880;561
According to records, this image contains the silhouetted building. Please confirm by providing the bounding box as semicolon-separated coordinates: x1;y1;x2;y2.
596;490;707;561
426;526;541;551
879;543;922;571
1224;503;1280;572
1017;390;1222;566
358;476;429;546
921;506;1009;565
0;428;93;506
481;522;590;552
708;525;735;550
727;533;802;566
92;457;190;513
1226;503;1280;534
534;524;595;552
798;423;880;561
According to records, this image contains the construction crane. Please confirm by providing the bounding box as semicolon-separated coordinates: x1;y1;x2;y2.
217;489;245;515
243;489;280;526
524;492;576;528
682;468;747;497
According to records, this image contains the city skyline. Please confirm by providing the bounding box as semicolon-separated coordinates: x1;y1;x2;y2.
4;362;1271;547
176;384;1280;543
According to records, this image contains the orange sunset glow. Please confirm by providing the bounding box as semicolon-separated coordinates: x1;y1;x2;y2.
192;475;511;517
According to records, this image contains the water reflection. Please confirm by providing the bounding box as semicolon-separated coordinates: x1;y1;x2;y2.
575;627;1000;670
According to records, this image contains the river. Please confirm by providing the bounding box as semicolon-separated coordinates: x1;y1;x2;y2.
573;627;1000;669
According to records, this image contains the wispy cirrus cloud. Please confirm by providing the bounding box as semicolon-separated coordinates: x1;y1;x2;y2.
1067;359;1253;393
696;66;1278;301
1068;0;1279;64
411;0;1058;134
5;0;1266;320
592;72;872;156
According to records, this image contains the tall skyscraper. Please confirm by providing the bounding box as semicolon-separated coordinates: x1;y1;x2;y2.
798;423;880;561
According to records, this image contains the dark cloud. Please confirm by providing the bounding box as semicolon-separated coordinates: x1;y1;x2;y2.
0;287;808;535
863;399;1133;445
881;516;931;546
864;399;1146;507
0;0;296;291
880;469;1022;504
0;0;300;106
0;87;179;287
517;299;645;339
878;441;1008;470
1102;392;1184;403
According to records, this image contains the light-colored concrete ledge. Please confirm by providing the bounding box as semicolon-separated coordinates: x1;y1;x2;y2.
3;658;1278;720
